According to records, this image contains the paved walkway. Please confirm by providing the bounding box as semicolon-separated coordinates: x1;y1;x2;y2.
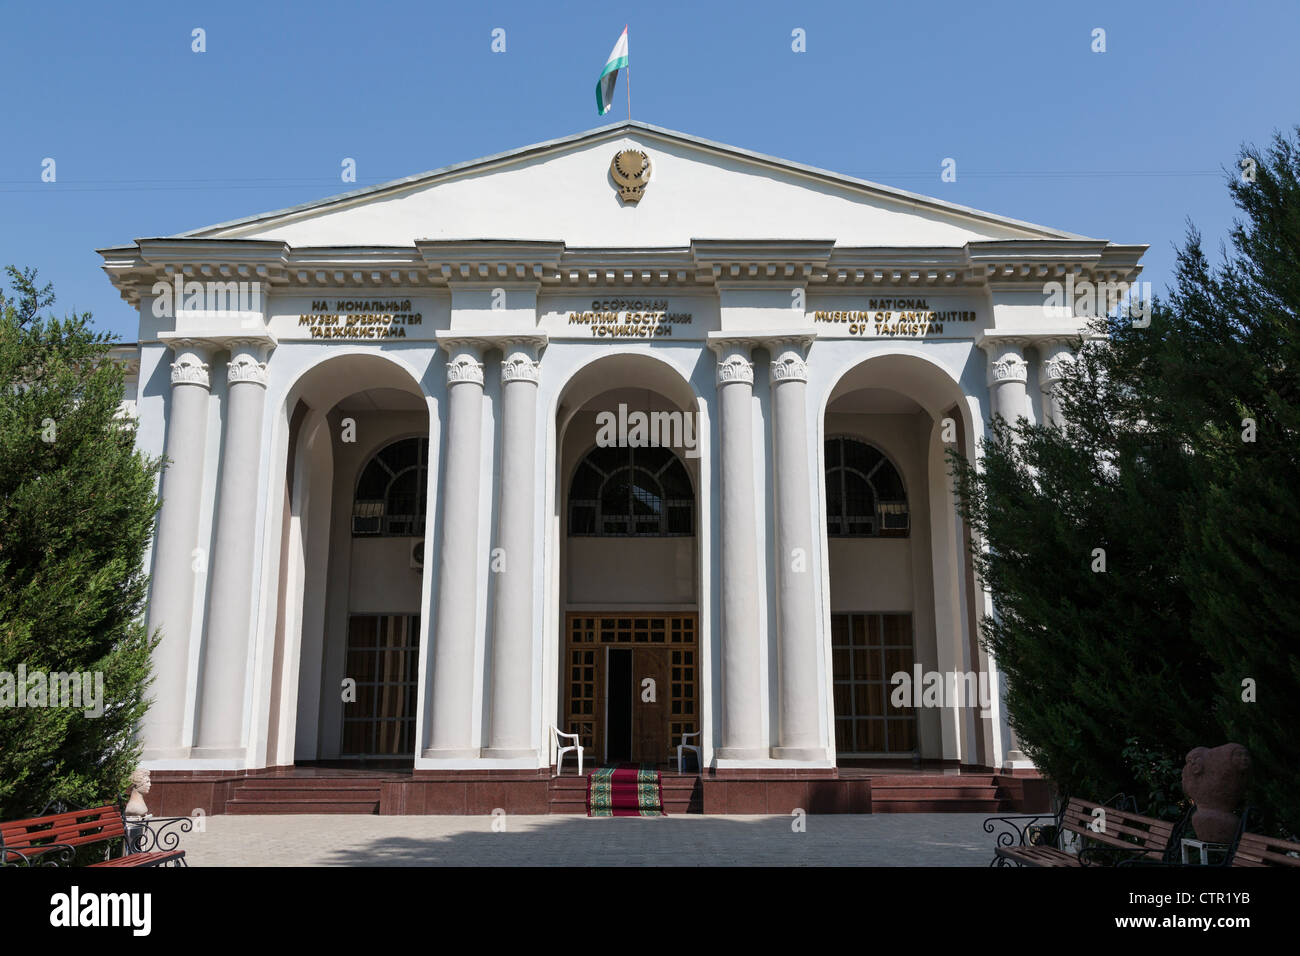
181;813;995;866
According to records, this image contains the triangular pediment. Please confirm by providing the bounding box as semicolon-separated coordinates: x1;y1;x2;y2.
176;122;1091;248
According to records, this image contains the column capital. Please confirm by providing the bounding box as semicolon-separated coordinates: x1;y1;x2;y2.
500;335;547;384
445;354;485;386
977;334;1029;387
765;333;816;385
225;338;275;388
1039;345;1076;387
436;333;486;387
715;353;754;386
159;336;212;388
501;353;541;384
708;337;756;386
988;352;1028;386
169;351;211;388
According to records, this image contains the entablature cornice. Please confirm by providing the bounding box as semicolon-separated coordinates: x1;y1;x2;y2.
100;237;1149;306
692;239;835;285
968;239;1146;289
416;239;566;284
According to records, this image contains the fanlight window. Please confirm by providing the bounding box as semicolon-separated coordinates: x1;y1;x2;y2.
352;437;429;537
568;445;694;536
825;437;909;537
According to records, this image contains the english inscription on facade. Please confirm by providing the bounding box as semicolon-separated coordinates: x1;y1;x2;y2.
813;299;977;336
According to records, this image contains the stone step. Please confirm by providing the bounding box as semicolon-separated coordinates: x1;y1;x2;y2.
871;798;1012;813
867;786;1000;800
225;800;380;815
229;787;382;802
868;776;998;788
234;779;385;791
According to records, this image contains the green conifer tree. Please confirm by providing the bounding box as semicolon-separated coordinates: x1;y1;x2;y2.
0;267;161;818
953;129;1300;834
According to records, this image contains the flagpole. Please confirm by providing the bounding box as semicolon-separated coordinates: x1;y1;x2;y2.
625;25;631;120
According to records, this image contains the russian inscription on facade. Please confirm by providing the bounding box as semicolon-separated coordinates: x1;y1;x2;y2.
297;300;424;339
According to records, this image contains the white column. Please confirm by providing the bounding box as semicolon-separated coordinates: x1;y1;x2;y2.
425;338;485;758
768;337;827;761
141;340;212;760
484;336;545;758
708;339;765;760
980;338;1030;424
1038;343;1075;427
194;339;273;759
976;336;1036;768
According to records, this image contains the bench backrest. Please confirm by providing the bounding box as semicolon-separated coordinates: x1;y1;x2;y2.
1060;797;1177;856
1232;831;1300;867
1;805;124;861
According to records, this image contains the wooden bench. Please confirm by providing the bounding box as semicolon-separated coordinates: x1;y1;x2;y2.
1;803;188;868
986;796;1188;867
1231;830;1300;867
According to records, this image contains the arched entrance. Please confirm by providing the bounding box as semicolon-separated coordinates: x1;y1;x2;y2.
819;352;991;768
261;352;432;767
553;354;702;768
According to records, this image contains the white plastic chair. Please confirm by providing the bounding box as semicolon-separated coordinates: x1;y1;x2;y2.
676;731;702;773
552;726;584;776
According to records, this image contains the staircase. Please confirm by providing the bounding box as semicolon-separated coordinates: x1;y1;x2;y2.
549;771;703;814
225;777;382;815
867;773;1015;813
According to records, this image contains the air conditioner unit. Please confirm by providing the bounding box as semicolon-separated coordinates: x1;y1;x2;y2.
410;539;425;570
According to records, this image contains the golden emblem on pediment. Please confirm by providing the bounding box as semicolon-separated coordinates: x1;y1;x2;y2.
610;149;651;204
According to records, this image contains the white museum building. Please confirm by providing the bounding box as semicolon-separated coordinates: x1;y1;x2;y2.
101;123;1144;814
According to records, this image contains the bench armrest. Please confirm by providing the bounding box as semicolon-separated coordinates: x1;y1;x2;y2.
2;842;77;867
984;812;1060;857
123;815;196;855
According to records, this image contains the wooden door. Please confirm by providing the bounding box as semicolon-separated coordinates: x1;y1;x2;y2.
632;647;669;764
562;613;698;768
341;614;420;757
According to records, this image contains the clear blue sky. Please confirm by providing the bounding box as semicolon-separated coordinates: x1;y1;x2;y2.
3;0;1297;341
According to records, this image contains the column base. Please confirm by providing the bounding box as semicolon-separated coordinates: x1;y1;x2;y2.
480;747;537;760
189;746;246;761
770;746;831;762
420;747;481;759
141;746;192;762
714;747;767;761
1003;749;1037;771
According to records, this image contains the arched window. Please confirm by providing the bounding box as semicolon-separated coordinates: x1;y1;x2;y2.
568;445;694;536
825;437;909;537
352;437;429;536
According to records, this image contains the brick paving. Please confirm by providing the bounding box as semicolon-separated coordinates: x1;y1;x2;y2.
180;813;996;866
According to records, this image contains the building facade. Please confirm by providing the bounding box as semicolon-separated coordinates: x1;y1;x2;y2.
102;123;1143;810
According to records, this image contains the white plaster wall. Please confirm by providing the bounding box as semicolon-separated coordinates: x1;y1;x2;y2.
217;131;1049;249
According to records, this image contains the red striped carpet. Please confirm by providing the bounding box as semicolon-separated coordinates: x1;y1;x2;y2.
586;765;666;817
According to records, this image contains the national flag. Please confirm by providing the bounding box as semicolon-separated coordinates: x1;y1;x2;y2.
596;27;629;116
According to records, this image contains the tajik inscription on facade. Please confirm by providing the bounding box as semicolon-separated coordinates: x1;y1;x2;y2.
297;299;424;339
568;298;692;337
813;298;976;336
